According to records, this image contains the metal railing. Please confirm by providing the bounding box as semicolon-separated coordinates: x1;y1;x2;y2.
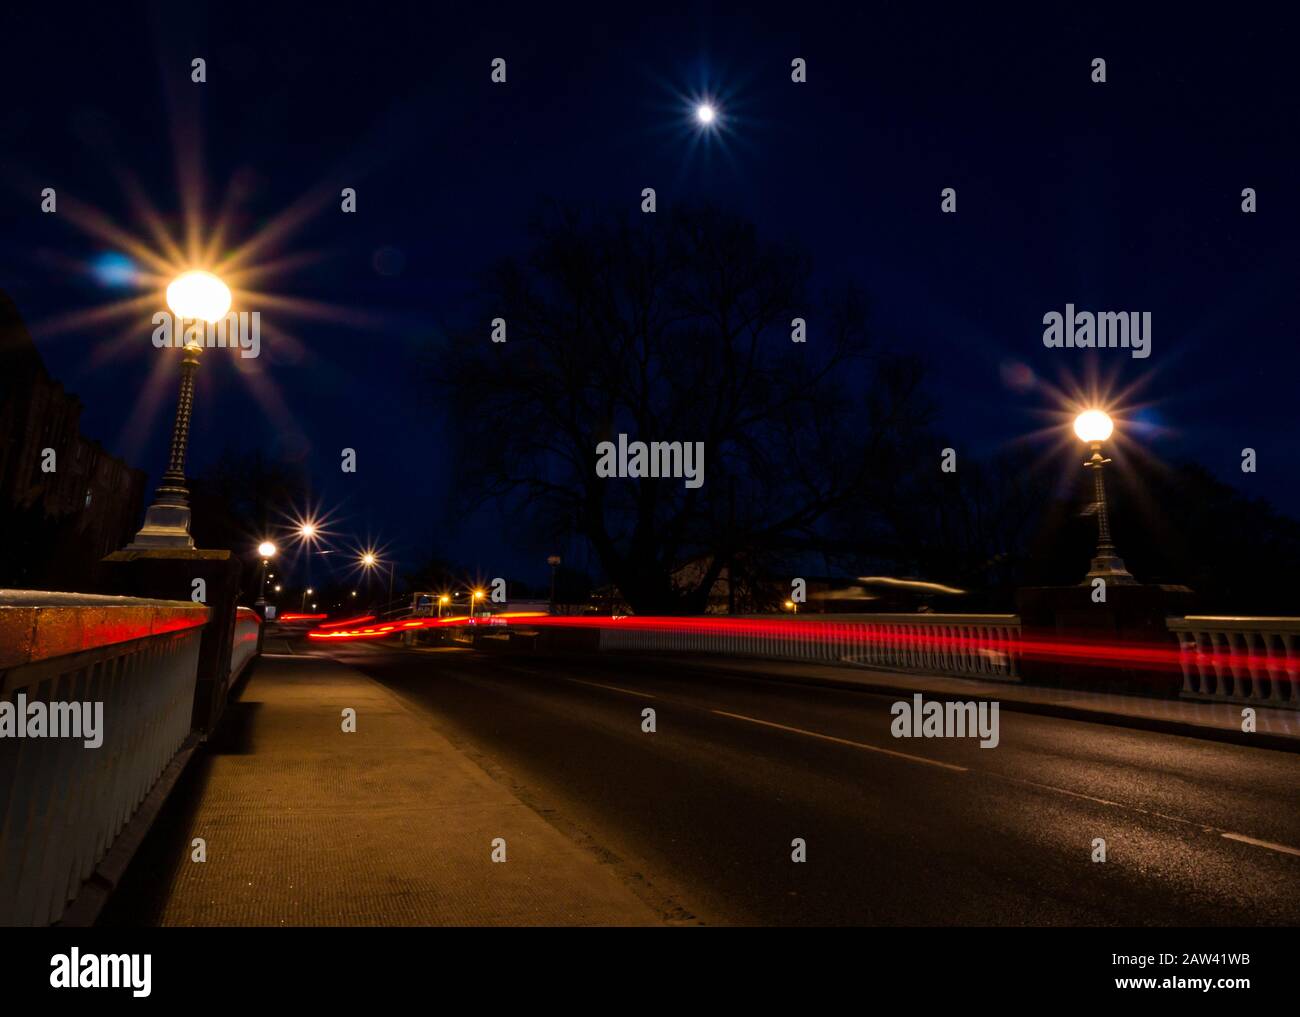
1168;616;1300;709
597;613;1023;681
0;590;208;925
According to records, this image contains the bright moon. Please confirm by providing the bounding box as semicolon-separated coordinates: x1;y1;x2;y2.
695;103;716;125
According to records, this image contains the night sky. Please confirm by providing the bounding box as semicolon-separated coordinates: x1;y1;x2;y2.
3;3;1296;585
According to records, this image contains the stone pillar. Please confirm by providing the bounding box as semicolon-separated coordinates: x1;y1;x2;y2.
1016;583;1196;697
99;548;244;734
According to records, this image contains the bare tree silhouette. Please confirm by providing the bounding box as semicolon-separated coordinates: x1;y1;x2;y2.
432;206;934;614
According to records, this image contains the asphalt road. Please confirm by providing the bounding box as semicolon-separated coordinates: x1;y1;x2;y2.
317;640;1300;926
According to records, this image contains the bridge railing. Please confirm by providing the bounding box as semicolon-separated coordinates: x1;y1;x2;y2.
1168;616;1300;709
230;605;261;690
597;613;1023;681
0;591;209;926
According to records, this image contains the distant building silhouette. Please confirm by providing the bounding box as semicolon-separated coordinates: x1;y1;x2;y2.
0;291;146;589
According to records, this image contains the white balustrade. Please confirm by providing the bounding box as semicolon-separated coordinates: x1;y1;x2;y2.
0;591;209;925
597;613;1022;681
1168;616;1300;709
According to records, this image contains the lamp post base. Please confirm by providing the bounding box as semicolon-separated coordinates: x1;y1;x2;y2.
1016;581;1196;694
1084;553;1138;585
125;500;195;550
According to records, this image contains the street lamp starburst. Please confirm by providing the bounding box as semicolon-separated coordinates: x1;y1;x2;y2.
19;131;386;539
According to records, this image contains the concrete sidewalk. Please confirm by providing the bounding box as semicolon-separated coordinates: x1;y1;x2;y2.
131;652;661;925
640;655;1300;751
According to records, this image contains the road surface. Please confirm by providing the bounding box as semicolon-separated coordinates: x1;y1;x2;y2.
305;640;1300;926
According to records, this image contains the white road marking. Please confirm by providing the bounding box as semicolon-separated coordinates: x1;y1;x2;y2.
995;776;1125;809
711;709;968;772
565;677;657;699
990;774;1300;858
1220;832;1300;858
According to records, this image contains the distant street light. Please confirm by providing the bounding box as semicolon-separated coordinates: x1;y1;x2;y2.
126;270;232;549
301;587;314;611
469;588;485;620
359;551;396;608
438;593;450;618
1074;410;1136;585
784;599;798;614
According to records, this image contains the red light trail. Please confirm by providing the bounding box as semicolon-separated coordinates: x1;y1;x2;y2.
301;613;1297;683
315;614;376;629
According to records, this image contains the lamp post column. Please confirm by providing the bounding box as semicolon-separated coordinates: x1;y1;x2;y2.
127;343;202;549
1083;442;1135;585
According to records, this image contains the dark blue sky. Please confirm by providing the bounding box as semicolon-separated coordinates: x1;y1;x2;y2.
2;3;1296;585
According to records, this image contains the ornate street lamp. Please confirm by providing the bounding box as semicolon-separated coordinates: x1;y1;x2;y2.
255;541;277;607
126;270;231;548
1074;410;1136;585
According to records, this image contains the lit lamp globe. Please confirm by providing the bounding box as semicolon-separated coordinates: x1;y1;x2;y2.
166;270;232;323
258;541;277;559
1073;409;1113;444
